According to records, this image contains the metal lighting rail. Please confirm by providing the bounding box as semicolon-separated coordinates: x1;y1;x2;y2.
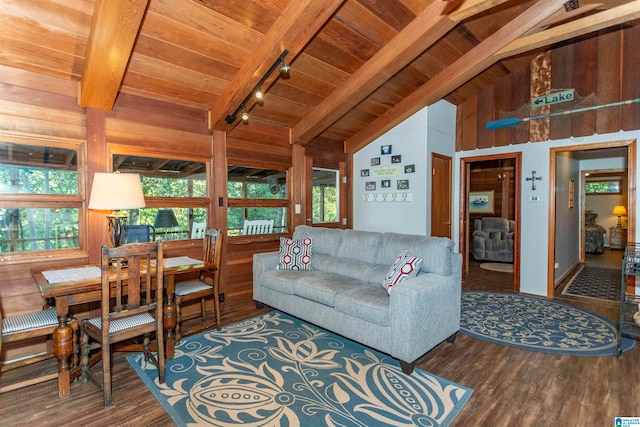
225;50;290;124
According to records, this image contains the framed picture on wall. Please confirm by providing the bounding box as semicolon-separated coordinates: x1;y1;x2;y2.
381;179;391;188
361;169;370;177
371;157;381;166
381;145;392;155
469;191;494;214
365;181;376;191
404;164;415;173
397;179;409;190
569;179;574;208
391;155;402;164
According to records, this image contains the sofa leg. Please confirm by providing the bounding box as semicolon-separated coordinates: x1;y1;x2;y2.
446;332;457;344
399;360;416;375
255;301;265;309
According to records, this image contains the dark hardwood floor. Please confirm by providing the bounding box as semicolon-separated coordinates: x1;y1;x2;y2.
1;257;637;426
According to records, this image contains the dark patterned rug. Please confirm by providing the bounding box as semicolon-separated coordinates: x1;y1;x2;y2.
562;265;621;302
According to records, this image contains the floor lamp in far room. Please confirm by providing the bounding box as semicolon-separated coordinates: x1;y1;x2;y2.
88;172;146;247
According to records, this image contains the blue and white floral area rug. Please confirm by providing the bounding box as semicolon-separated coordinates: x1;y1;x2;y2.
128;311;472;427
461;291;635;356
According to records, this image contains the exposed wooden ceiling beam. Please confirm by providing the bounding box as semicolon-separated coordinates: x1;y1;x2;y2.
79;0;148;111
495;1;640;59
345;0;567;154
209;0;346;131
290;1;456;146
290;0;521;146
447;0;512;22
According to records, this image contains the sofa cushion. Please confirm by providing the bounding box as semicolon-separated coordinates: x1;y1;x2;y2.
381;251;423;295
336;229;382;263
277;237;313;270
324;257;378;283
293;275;364;307
375;233;453;276
293;225;343;256
335;286;390;326
260;270;313;294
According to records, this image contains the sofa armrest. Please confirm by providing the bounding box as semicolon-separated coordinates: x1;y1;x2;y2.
253;251;279;302
388;273;461;362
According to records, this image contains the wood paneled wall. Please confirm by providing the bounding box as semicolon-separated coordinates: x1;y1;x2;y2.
457;25;640;149
224;121;293;303
0;67;88;324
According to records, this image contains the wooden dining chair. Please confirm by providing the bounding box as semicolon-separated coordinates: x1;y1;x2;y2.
1;304;75;394
80;241;165;407
174;229;222;343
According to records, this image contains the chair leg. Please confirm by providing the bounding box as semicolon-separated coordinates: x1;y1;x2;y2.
175;295;183;344
80;329;89;383
102;342;111;407
213;290;221;331
200;297;206;321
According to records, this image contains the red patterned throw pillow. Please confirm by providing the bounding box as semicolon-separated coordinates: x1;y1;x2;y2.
277;237;313;270
382;250;423;295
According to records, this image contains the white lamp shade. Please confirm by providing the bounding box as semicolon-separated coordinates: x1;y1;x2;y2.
88;173;146;210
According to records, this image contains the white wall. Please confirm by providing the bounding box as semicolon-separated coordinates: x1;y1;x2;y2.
352;100;456;234
455;130;638;296
582;157;628;244
554;152;581;282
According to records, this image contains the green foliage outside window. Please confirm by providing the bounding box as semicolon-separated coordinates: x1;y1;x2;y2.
312;186;337;223
585;180;621;194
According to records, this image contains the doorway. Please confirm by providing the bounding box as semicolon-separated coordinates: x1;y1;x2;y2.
460;153;521;291
549;140;635;296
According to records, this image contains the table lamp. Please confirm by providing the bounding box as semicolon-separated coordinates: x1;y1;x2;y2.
88;172;146;247
612;205;627;228
154;209;179;240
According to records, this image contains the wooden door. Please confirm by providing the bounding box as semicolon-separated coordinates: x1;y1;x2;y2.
431;153;452;238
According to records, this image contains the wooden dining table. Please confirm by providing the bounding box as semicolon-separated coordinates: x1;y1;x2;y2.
33;256;206;397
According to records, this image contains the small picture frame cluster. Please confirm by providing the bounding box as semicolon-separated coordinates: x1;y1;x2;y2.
364;144;412;191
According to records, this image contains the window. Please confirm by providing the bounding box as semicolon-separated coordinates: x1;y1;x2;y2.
312;168;339;223
227;165;288;236
112;151;208;241
0;138;81;255
585;179;622;195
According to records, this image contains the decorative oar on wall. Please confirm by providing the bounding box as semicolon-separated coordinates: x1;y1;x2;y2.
486;98;640;130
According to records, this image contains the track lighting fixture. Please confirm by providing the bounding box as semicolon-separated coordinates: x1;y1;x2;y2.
280;59;290;77
241;106;249;123
225;50;289;124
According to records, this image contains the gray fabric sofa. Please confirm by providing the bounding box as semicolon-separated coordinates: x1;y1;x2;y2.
472;217;515;263
253;225;462;374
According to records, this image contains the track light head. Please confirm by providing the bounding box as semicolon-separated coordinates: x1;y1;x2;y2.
241;106;249;123
280;60;290;78
255;88;263;100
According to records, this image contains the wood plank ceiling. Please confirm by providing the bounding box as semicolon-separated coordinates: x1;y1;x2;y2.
1;0;639;153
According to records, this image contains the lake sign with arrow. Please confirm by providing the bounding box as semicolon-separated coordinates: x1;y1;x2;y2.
531;89;574;108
